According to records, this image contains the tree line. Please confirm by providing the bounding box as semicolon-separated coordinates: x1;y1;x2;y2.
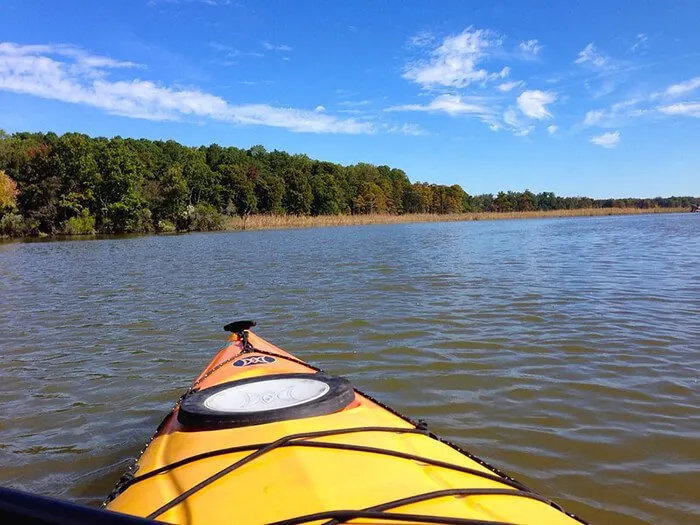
0;130;697;237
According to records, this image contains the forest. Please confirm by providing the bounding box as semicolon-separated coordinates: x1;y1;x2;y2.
0;130;697;237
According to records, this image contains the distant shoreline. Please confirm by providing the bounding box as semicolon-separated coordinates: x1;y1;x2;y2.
222;207;689;232
0;207;690;241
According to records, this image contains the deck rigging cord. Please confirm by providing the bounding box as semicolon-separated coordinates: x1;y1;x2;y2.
119;326;588;524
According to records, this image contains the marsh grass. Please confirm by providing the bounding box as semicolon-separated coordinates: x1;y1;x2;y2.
222;207;687;232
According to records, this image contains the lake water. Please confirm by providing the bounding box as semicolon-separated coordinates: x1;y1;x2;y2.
1;213;699;524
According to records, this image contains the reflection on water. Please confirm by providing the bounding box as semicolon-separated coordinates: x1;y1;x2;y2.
1;213;699;524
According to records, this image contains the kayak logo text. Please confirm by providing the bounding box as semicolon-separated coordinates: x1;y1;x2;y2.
233;355;276;367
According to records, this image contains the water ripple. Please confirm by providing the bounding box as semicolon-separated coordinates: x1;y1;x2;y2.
1;213;699;523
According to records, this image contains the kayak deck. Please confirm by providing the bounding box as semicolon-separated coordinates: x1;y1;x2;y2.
105;329;586;525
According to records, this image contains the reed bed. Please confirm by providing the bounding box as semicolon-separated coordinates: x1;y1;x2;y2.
223;207;687;232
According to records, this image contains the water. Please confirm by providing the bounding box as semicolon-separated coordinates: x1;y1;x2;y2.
1;213;699;524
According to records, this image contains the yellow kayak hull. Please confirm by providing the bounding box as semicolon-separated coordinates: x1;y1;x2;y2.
106;329;585;525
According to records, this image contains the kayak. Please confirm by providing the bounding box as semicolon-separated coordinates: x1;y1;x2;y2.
104;321;588;525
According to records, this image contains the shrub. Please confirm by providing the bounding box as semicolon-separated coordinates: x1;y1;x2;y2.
157;219;176;233
189;202;222;231
131;208;154;233
62;209;96;235
0;212;26;237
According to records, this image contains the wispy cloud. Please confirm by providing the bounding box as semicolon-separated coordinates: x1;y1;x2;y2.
386;93;504;132
497;80;523;92
581;74;700;128
573;42;629;98
384;123;428;136
658;102;700;118
262;41;293;52
519;39;542;58
208;42;263;58
0;41;373;134
517;90;556;119
403;28;506;89
238;79;275;86
630;33;648;53
547;124;558;135
575;43;613;70
406;31;435;49
584;109;605;126
0;42;140;70
590;131;620;148
386;94;493;117
666;76;700;97
503;107;533;136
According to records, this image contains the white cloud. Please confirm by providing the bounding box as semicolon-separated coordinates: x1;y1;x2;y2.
575;43;611;69
314;105;325;112
497;80;523;92
0;42;139;70
0;41;373;134
503;107;533;136
590;131;620;148
517;90;556;119
658;102;700;118
584;109;605;126
547;125;558;135
582;98;655;128
262;41;292;52
666;77;700;97
519;39;542;57
387;93;503;132
386;94;492;117
403;27;504;89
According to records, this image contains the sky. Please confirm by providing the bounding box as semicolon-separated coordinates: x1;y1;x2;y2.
0;0;699;198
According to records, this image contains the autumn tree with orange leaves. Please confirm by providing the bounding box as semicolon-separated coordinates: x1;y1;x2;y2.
0;170;18;211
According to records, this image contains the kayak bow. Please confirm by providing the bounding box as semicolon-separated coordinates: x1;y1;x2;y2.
105;322;588;525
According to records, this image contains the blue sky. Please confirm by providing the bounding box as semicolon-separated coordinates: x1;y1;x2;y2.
0;0;699;198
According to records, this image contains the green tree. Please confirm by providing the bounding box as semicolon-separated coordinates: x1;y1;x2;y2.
218;164;257;217
94;139;149;232
312;172;344;215
53;133;98;223
283;167;313;215
159;163;190;226
255;172;285;214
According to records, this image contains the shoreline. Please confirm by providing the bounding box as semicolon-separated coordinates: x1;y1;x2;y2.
0;207;690;241
222;207;689;232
